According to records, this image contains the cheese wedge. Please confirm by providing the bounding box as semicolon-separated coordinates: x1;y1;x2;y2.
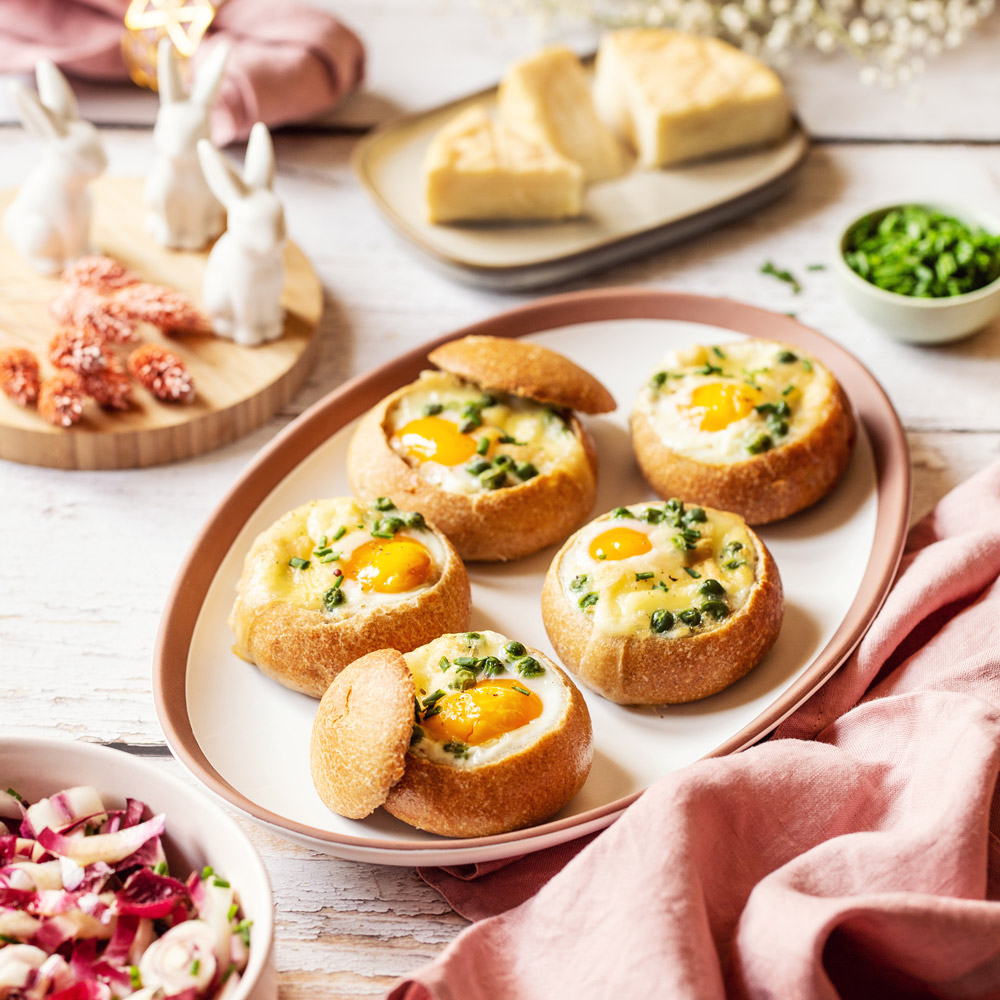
497;46;627;183
593;29;791;168
423;106;584;223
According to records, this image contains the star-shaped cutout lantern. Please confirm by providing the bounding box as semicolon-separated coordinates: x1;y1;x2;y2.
122;0;219;90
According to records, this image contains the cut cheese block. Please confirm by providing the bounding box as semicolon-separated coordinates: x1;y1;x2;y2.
497;46;627;183
593;29;791;168
423;106;584;223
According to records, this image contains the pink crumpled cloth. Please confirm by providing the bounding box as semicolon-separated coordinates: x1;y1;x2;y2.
0;0;364;143
392;459;1000;1000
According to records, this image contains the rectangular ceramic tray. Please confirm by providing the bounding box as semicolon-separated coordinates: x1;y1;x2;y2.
352;77;810;290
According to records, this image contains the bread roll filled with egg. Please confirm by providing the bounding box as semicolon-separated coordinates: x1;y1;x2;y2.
229;497;470;697
310;630;593;837
631;340;855;524
347;335;615;561
542;500;783;704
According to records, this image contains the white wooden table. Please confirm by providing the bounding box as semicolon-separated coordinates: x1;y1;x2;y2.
2;3;999;996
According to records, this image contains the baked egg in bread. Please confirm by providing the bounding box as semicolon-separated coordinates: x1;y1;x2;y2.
229;497;470;698
631;339;855;524
541;499;783;704
347;335;616;562
310;630;593;837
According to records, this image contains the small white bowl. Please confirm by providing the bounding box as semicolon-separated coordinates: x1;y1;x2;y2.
833;202;1000;345
0;737;276;1000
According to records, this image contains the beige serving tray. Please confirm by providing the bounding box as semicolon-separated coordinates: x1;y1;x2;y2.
353;83;809;290
154;289;910;867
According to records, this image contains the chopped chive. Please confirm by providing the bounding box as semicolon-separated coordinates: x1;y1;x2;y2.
682;506;707;525
498;432;525;445
745;431;773;455
442;740;469;758
481;656;504;676
454;656;478;668
481;467;507;490
402;511;426;529
477;437;490;456
317;535;328;548
802;359;813;372
288;556;310;570
776;350;798;364
410;725;425;747
213;877;230;888
371;530;395;539
782;385;794;396
423;402;443;416
191;959;201;976
313;547;332;558
5;787;23;802
494;453;515;469
635;571;654;581
319;551;340;563
130;967;142;990
579;592;599;609
375;497;396;511
466;458;491;475
466;632;482;642
332;526;347;541
806;263;826;271
228;903;239;922
760;260;802;294
723;559;746;570
439;656;450;670
569;575;588;591
653;580;669;592
611;506;635;519
650;371;668;388
683;567;701;579
154;861;168;876
695;363;723;376
511;684;532;697
643;507;665;524
236;919;253;947
202;866;214;880
712;346;726;359
515;462;538;481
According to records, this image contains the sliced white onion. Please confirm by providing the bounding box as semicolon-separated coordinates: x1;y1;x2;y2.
0;944;47;988
0;908;40;941
25;786;105;834
139;919;217;995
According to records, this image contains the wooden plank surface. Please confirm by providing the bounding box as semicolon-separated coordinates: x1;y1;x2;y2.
1;6;1000;996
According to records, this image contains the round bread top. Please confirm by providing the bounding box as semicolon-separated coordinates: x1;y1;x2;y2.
409;630;571;769
385;370;587;496
556;500;760;638
633;340;840;463
309;648;415;818
429;335;616;415
234;497;447;622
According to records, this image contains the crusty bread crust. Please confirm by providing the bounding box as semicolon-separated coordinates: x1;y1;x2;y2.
347;387;599;562
541;526;784;704
383;657;594;837
631;380;855;525
310;649;414;819
428;335;616;415
230;524;471;699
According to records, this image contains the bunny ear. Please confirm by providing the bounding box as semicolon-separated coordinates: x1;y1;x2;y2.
9;80;66;140
243;122;275;191
35;59;79;122
190;40;229;108
197;138;248;209
157;38;184;105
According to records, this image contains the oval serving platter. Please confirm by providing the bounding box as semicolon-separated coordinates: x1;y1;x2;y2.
154;289;910;867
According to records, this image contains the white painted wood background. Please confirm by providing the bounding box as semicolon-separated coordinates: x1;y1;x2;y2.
1;2;999;996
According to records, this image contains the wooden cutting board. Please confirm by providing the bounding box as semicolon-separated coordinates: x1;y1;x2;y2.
0;177;323;470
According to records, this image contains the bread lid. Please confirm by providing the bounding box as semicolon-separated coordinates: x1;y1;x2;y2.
309;648;414;818
428;335;616;414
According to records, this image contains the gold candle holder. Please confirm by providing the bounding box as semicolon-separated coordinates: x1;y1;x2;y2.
121;0;221;90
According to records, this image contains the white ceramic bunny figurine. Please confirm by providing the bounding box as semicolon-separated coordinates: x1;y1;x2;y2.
3;60;107;275
146;38;230;251
196;122;287;346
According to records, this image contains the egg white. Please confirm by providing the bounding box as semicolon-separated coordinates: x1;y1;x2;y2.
238;497;447;616
633;340;836;464
386;370;581;495
406;630;568;769
557;502;758;638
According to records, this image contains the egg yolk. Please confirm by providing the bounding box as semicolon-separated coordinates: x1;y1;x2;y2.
342;537;433;593
589;527;653;562
397;416;477;466
422;679;544;746
686;383;761;431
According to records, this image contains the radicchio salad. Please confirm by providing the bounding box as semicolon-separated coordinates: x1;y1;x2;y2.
0;786;251;1000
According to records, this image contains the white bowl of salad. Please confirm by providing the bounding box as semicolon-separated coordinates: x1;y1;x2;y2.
0;737;275;1000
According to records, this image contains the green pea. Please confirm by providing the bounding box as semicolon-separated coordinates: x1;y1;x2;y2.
678;609;702;627
698;579;725;597
700;600;730;620
650;609;674;633
503;640;526;658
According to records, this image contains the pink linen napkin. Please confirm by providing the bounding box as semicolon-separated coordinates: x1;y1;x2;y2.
393;459;1000;999
0;0;364;143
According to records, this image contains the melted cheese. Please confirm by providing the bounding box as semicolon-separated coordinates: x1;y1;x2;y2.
407;630;568;769
236;498;445;617
558;502;757;637
386;370;581;495
593;29;790;167
424;105;584;223
634;340;836;464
